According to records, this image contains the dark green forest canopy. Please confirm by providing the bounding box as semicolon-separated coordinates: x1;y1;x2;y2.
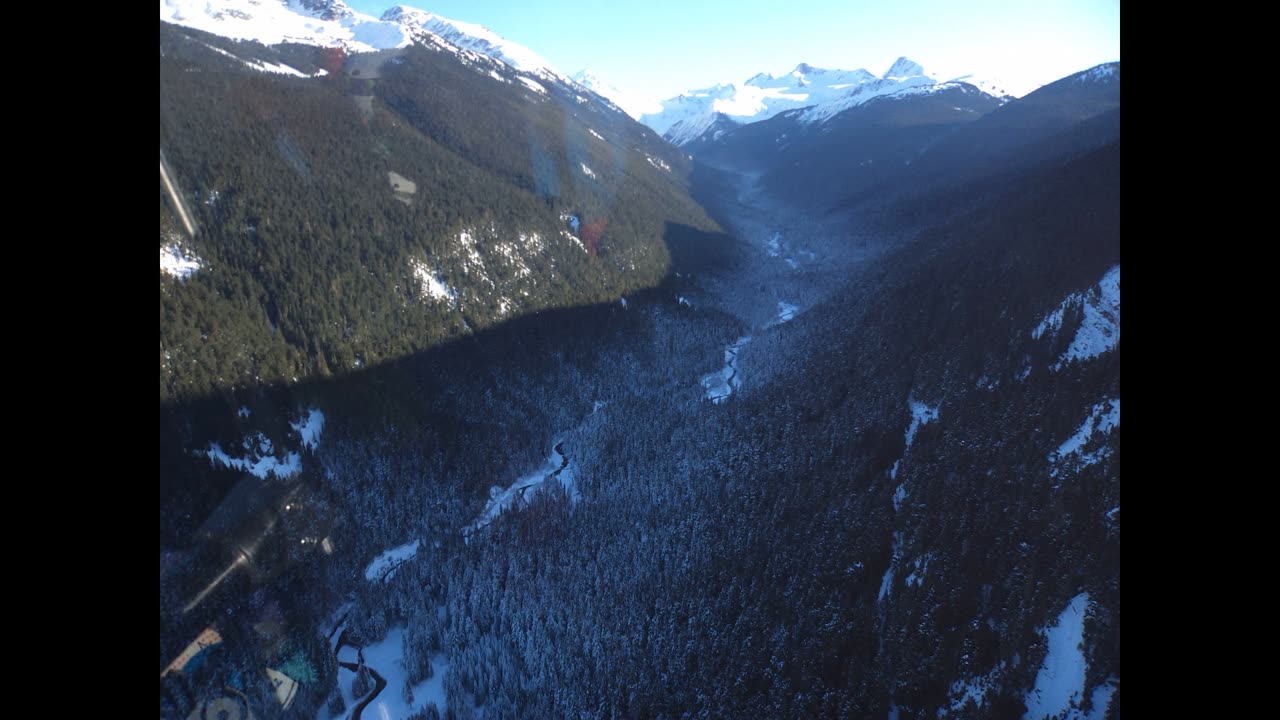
160;24;718;403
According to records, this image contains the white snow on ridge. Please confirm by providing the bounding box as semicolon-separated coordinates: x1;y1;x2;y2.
1033;265;1120;370
571;69;662;119
161;242;202;280
518;76;547;95
580;162;597;179
163;0;573;85
588;128;605;141
1023;593;1091;720
661;111;734;147
1059;266;1120;367
244;58;308;77
1078;62;1120;83
364;540;420;583
1052;398;1119;465
162;0;406;53
194;39;321;77
800;75;953;124
384;5;572;83
1031;305;1066;340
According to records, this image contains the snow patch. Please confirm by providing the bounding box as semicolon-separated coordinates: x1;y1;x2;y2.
1023;593;1090;720
364;540;420;583
904;401;940;451
775;301;798;323
411;260;457;306
518;76;547;95
1033;266;1120;370
243;58;308;77
1081;677;1119;720
1059;267;1120;368
204;440;301;480
160;242;202;280
571;69;662;119
200;406;323;479
291;408;325;451
580;162;597;179
318;625;449;720
1051;398;1120;469
588;128;604;141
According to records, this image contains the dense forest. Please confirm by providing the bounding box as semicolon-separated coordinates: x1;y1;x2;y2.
160;23;1119;720
160;23;716;404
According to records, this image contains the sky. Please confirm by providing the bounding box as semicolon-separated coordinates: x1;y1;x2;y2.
346;1;1119;101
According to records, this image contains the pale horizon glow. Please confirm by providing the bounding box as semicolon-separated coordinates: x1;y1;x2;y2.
346;0;1118;102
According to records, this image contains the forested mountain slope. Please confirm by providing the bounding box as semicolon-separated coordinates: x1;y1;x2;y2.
160;27;1119;719
160;22;716;403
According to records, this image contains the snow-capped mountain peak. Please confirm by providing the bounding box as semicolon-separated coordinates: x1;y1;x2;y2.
160;1;570;83
381;5;568;82
294;0;355;23
642;56;983;144
883;56;926;80
570;69;662;120
1077;62;1120;84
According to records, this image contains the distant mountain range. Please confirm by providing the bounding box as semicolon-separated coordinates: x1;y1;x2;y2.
160;2;1042;147
637;57;1024;146
691;60;1119;210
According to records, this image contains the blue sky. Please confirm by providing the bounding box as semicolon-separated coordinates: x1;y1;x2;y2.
348;1;1119;101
